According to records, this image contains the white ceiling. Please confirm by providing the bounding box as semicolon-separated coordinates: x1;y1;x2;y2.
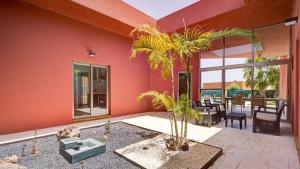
122;0;200;20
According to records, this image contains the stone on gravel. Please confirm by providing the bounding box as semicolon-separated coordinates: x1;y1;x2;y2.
0;162;27;169
2;155;18;163
56;126;80;141
0;155;27;169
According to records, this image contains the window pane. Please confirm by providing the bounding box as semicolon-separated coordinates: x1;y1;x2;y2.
200;70;222;103
253;64;287;120
254;24;289;62
225;68;251;113
92;66;108;116
225;36;252;65
73;64;91;117
200;39;223;68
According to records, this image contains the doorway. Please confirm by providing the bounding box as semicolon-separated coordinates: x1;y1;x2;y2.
73;63;109;118
178;72;192;100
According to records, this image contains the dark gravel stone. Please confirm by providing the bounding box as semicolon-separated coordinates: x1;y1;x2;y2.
0;122;159;169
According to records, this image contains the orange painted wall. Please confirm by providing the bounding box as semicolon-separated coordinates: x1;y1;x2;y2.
291;0;300;159
149;54;199;101
0;1;151;134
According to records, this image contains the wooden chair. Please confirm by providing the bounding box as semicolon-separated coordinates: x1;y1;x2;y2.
253;100;286;135
204;99;226;121
216;103;227;121
192;101;219;127
251;95;266;116
231;94;245;113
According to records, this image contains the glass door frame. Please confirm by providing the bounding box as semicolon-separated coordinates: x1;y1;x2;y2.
72;61;110;119
177;71;192;100
198;22;292;121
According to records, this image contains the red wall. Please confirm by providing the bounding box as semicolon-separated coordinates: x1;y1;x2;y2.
291;0;300;158
0;1;151;134
150;54;199;101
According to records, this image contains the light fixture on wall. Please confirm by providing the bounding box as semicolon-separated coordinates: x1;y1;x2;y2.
89;50;96;57
285;17;298;26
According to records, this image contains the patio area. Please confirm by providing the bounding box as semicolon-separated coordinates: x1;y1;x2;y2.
1;1;300;168
0;112;298;169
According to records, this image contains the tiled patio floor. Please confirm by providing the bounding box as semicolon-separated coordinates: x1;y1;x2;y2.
0;112;299;169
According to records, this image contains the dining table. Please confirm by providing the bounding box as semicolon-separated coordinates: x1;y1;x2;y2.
225;97;285;116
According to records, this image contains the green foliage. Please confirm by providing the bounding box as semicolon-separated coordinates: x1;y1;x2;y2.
243;56;280;93
137;91;202;121
131;24;259;149
130;25;174;80
130;24;260;76
227;81;241;90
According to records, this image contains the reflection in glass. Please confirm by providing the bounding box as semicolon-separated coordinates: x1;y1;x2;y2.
73;64;108;118
178;72;191;99
254;24;289;62
92;66;108;115
226;68;251;113
225;36;252;65
200;70;222;103
200;39;223;68
253;65;287;120
73;64;91;117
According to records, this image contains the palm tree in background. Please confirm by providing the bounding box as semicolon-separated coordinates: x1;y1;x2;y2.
243;57;280;95
130;24;259;151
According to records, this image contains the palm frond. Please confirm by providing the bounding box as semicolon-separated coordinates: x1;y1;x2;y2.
130;24;161;37
137;90;175;112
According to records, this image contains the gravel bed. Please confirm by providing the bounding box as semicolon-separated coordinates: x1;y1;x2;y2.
0;122;159;169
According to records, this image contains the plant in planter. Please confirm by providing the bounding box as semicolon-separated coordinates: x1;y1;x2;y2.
130;24;259;151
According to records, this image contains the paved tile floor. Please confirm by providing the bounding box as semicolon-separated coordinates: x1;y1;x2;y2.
0;112;299;169
207;118;299;169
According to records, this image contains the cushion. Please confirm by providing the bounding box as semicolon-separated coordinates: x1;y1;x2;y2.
200;111;217;116
256;112;277;121
219;105;225;111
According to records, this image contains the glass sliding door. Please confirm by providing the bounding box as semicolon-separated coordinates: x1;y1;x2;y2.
178;72;192;99
73;64;91;117
92;66;108;116
73;63;109;118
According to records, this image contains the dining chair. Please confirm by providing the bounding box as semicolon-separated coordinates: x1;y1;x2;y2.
231;94;245;113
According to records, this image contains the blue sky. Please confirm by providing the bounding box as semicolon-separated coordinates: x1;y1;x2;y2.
122;0;199;19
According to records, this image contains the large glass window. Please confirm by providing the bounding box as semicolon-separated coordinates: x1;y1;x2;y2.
200;70;222;103
225;36;252;65
200;39;223;68
199;23;291;119
254;24;290;62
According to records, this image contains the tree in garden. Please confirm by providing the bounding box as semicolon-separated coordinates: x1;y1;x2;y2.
130;25;181;150
243;57;280;94
130;24;259;151
227;81;241;90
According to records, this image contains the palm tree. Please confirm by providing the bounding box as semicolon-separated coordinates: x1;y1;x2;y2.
130;25;181;149
171;26;258;147
130;24;259;151
243;56;280;94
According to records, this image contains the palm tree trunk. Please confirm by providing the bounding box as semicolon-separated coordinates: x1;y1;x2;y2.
184;115;188;144
180;115;184;144
184;57;191;144
171;66;179;146
169;113;174;139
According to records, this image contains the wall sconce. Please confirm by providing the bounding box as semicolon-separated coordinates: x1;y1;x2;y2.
89;50;96;57
285;17;298;26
